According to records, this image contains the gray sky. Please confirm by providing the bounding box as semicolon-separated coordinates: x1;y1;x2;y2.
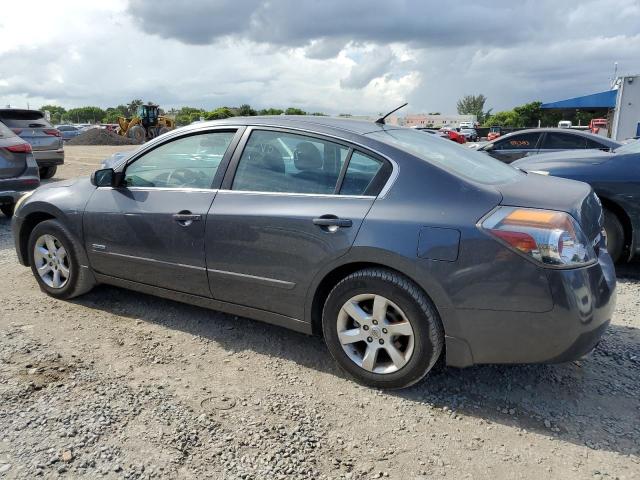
1;0;639;115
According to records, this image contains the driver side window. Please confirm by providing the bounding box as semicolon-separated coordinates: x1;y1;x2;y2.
124;130;236;189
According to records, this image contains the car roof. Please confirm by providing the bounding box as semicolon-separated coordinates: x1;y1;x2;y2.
178;115;393;137
496;128;620;145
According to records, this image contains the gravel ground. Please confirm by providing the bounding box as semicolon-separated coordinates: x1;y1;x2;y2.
66;129;140;146
0;146;639;479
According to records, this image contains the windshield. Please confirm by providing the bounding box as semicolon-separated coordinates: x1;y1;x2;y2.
367;128;522;185
0;110;51;129
614;139;640;155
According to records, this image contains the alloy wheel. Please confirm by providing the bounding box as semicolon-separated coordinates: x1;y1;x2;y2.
336;294;415;374
33;234;70;289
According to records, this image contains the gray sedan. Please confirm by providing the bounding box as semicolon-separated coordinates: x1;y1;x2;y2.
12;116;616;389
479;128;620;163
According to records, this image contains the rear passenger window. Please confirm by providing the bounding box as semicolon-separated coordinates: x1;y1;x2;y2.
541;133;586;149
232;130;349;194
494;132;541;150
340;152;384;196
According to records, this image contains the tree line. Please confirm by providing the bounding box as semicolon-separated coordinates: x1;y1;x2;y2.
456;94;603;128
39;100;323;126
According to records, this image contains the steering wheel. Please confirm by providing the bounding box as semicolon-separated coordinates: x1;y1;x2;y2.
165;168;201;187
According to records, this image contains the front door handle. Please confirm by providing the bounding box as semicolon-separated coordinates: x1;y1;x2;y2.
173;211;201;226
313;216;352;229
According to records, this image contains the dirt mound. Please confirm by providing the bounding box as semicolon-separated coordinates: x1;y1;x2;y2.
66;128;140;146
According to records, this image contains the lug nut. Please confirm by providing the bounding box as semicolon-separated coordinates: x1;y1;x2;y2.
367;337;373;343
382;328;388;334
363;325;369;331
372;320;378;325
379;339;384;345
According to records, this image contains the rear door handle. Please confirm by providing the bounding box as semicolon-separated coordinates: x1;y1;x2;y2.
173;211;201;226
313;217;352;228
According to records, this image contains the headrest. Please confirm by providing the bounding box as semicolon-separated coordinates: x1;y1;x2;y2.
294;142;323;171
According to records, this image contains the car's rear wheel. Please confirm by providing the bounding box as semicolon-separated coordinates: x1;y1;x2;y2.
322;268;444;389
1;204;14;218
27;219;95;299
39;166;57;179
603;208;625;263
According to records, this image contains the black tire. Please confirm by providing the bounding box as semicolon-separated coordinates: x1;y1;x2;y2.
603;208;625;263
39;166;57;179
27;219;95;299
158;126;171;136
128;125;146;144
1;203;14;218
322;268;444;389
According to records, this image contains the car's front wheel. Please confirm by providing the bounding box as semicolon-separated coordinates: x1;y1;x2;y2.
322;268;444;389
27;219;95;299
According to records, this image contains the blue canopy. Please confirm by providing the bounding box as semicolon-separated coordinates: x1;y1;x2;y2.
541;90;617;109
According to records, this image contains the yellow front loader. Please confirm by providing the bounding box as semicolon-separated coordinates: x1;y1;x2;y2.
118;103;175;143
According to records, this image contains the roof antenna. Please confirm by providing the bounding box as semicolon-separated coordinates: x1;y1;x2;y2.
375;102;408;125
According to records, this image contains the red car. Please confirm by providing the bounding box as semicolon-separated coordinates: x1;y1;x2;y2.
440;127;466;144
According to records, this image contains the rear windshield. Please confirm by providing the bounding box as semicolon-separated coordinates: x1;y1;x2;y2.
614;139;640;155
0;121;16;138
0;110;51;128
367;128;522;185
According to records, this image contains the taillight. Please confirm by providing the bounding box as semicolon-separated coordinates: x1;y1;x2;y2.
11;128;22;135
44;128;61;137
6;142;32;153
481;207;596;267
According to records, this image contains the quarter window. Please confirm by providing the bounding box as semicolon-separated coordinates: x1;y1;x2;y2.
232;130;349;194
124;131;236;188
340;151;384;196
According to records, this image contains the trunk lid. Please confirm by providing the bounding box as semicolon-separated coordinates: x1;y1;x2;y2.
495;172;602;241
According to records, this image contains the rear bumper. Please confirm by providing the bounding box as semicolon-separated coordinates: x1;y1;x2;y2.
33;149;64;166
0;163;40;205
446;248;617;367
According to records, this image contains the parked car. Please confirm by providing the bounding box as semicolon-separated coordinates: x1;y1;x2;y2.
12;117;615;389
439;127;466;144
513;139;640;263
479;128;620;163
56;124;82;141
460;128;479;142
459;121;474;129
0;109;63;179
0;121;40;217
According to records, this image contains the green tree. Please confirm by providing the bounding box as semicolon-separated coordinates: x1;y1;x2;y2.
513;101;544;127
174;107;206;125
456;94;490;122
66;106;106;124
258;108;284;116
285;107;306;115
40;104;66;124
127;99;144;117
102;105;128;123
237;104;257;116
483;110;522;127
205;107;234;120
310;112;327;116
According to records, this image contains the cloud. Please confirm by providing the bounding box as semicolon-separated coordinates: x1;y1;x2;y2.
0;0;639;115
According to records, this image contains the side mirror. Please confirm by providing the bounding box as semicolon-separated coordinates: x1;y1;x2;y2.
91;168;115;187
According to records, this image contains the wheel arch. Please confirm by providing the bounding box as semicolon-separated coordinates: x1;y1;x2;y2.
18;211;57;265
307;258;445;337
599;196;634;260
